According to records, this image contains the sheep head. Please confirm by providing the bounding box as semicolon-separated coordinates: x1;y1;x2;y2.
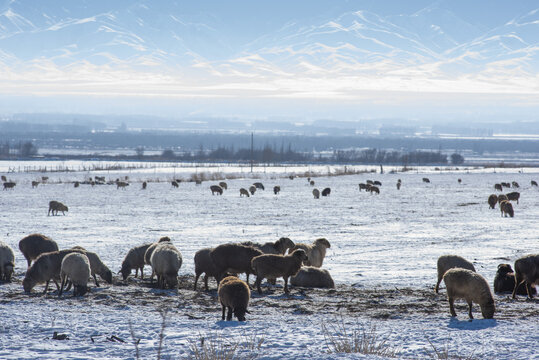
103;269;113;284
234;307;248;322
276;237;295;254
292;249;308;263
496;264;513;275
315;238;331;249
119;263;131;280
158;236;171;243
22;277;35;293
481;300;495;319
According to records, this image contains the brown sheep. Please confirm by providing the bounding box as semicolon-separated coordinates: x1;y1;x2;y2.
506;191;520;204
501;182;510;188
512;254;539;299
120;243;152;280
241;237;295;256
458;178;462;184
359;183;368;191
71;246;113;286
312;188;320;199
273;186;280;195
366;180;374;185
210;185;223;195
19;233;59;268
218;276;251;321
290;266;335;288
531;180;538;187
422;178;430;183
494;263;536;296
194;247;220;291
144;237;172;282
251;249;308;294
511;181;519;188
219;181;228;190
321;188;331;196
240;188;250;197
310;180;315;186
494;183;503;191
373;180;382;186
369;186;380;194
116;181;129;189
249;185;256;195
3;182;16;190
435;255;476;293
32;181;39;188
396;182;401;190
253;182;265;190
497;194;508;204
291;238;330;268
0;175;5;181
488;194;498;209
171;180;179;188
443;268;495;319
142;181;147;189
209;243;263;284
48;200;68;216
500;200;514;218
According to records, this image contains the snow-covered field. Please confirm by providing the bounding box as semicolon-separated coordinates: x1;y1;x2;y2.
0;164;538;359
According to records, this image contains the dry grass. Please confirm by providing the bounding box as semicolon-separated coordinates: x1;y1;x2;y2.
426;338;476;360
188;333;264;360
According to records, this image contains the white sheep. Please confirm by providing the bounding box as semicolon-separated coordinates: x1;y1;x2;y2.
218;276;251;321
443;268;495;319
0;241;15;282
435;255;476;293
150;243;182;289
290;266;335;288
144;237;172;282
59;252;91;296
291;238;331;268
251;249;308;294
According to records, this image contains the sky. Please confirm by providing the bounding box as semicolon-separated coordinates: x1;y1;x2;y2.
0;0;537;124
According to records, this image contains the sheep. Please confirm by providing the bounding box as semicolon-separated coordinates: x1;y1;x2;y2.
95;176;105;182
41;176;48;182
310;180;315;186
435;255;476;293
506;191;520;204
59;253;91;296
194;248;221;291
531;180;538;187
116;181;129;189
249;185;256;195
422;178;430;183
171;181;179;188
142;181;147;189
322;188;331;196
512;181;520;188
369;186;380;194
241;237;295;256
218;276;251;321
48;200;68;216
73;181;80;188
144;237;172;282
313;188;320;199
120;243;152;280
219;181;228;190
500;200;514;218
494;183;503;191
358;183;367;191
273;186;280;195
19;233;59;268
443;268;495;319
23;249;84;293
373;181;382;186
210;185;223;195
150;243;182;289
290;266;335;288
512;254;539;299
497;194;508;204
458;178;462;184
0;241;15;282
488;194;498;209
396;182;401;190
3;181;16;190
501;182;511;188
70;246;113;286
288;175;294;180
253;182;265;190
0;175;5;181
240;188;250;197
291;238;331;268
210;243;263;284
366;180;374;185
494;263;536;296
251;249;308;294
32;181;39;188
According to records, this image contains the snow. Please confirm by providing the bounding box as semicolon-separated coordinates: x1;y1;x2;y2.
0;162;538;359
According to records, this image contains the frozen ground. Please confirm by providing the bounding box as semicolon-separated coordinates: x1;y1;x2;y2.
0;164;538;359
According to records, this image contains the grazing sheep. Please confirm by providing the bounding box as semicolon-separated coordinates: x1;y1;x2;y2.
210;244;263;284
369;186;380;194
32;181;39;188
422;178;430;183
365;184;372;191
41;176;48;182
322;188;331;197
310;180;315;186
210;185;223;195
59;253;91;296
240;188;250;197
494;263;536;296
312;188;320;199
48;200;68;216
252;249;308;294
396;182;401;190
74;181;80;188
273;186;280;195
249;185;256;195
488;194;498;209
494;184;503;191
241;237;295;256
142;181;147;189
70;246;113;286
366;180;374;185
443;268;495;319
435;255;476;293
359;183;367;191
0;241;15;282
501;182;511;188
373;181;382;186
23;249;84;293
506;191;520;204
116;181;129;189
512;181;520;188
19;233;59;268
144;237;172;282
150;243;182;289
512;254;539;299
500;200;514;218
0;175;5;181
219;181;228;190
95;176;105;183
3;181;16;190
497;194;508;204
218;276;251;321
288;175;294;180
458;178;462;184
290;266;335;288
291;238;331;268
531;180;538;187
253;182;265;190
194;248;220;291
120;243;152;280
171;180;179;188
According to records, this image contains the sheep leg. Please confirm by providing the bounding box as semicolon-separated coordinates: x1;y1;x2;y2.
512;276;526;299
194;273;200;290
526;282;534;299
226;307;233;321
203;274;209;291
140;267;144;280
448;297;457;317
26;258;31;268
93;274;100;287
135;268;139;278
435;278;442;293
255;277;263;294
221;304;226;320
44;280;50;294
467;301;474;319
59;275;66;296
284;277;290;293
